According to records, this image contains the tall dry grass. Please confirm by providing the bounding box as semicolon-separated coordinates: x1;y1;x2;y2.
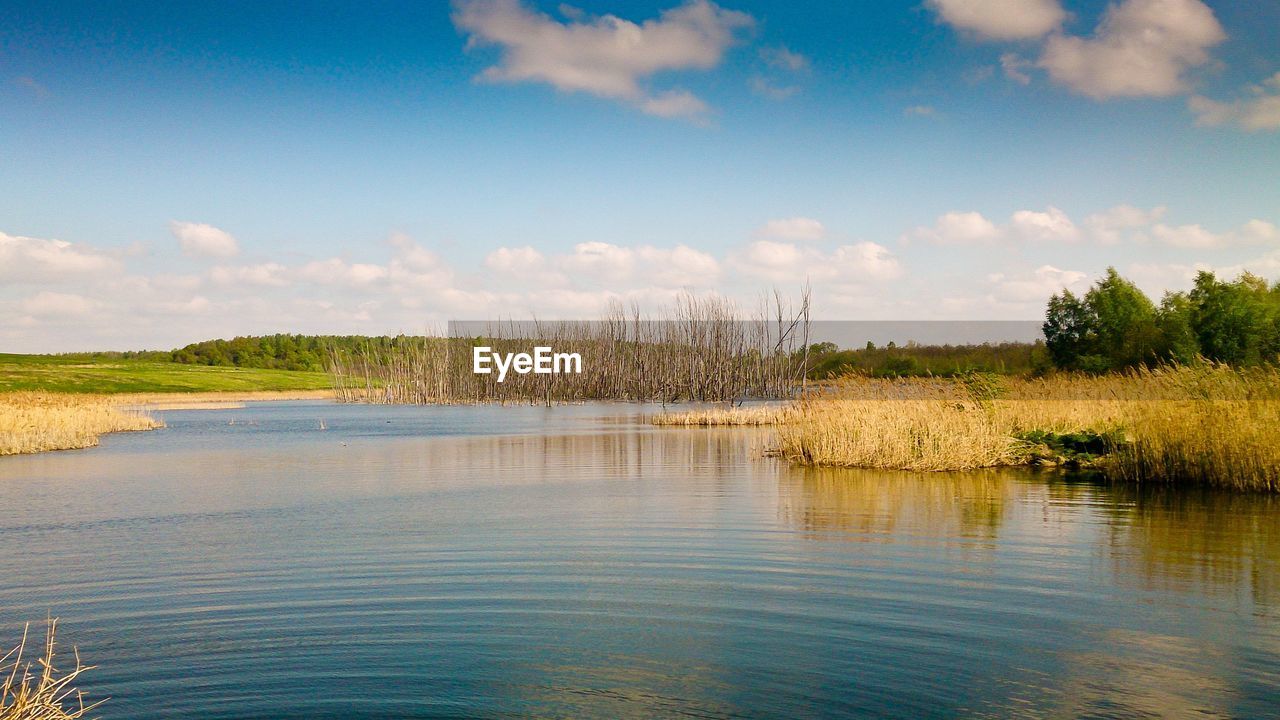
649;404;796;426
0;392;161;456
1;620;102;720
658;365;1280;491
330;292;813;404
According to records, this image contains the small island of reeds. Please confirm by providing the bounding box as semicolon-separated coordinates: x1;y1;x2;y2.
652;364;1280;493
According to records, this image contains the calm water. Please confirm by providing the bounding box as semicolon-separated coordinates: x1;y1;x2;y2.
0;401;1277;719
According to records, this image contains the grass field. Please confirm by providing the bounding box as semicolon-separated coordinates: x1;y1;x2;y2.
0;354;333;394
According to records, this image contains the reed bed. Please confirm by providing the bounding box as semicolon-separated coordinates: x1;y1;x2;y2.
0;392;161;455
658;365;1280;491
1;620;102;720
329;293;812;404
649;404;796;426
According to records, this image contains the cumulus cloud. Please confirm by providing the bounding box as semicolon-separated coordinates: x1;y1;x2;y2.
1144;219;1280;249
0;231;122;282
1084;204;1167;244
484;245;570;288
1038;0;1225;100
907;211;1001;244
909;205;1183;245
731;240;900;284
917;205;1276;248
452;0;753;119
170;221;240;258
555;241;719;288
297;258;390;287
988;265;1089;303
1189;72;1280;132
754;217;825;241
927;0;1065;41
1009;206;1078;242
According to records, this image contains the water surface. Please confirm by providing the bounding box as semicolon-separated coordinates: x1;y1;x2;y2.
0;401;1276;718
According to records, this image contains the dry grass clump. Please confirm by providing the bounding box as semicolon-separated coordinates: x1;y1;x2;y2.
650;404;796;426
0;392;161;455
768;366;1280;490
1;620;102;720
777;386;1030;471
1106;366;1280;492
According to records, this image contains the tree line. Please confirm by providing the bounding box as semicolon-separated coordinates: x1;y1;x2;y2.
1045;268;1280;372
167;335;399;371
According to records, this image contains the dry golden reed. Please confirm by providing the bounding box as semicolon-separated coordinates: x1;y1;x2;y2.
649;404;796;427
658;365;1280;491
1;620;103;720
0;392;161;456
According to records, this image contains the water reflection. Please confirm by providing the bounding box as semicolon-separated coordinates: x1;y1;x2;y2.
777;466;1020;543
0;404;1277;718
1101;487;1280;609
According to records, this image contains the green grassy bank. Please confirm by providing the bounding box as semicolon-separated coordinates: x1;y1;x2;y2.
0;354;332;394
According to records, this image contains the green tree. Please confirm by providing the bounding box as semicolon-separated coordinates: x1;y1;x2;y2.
1043;289;1094;370
1084;267;1160;369
1156;291;1199;364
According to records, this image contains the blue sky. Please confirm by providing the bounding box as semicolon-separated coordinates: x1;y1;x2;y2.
1;0;1278;350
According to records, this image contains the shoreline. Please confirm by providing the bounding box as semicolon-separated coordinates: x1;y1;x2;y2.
112;389;336;411
0;390;336;456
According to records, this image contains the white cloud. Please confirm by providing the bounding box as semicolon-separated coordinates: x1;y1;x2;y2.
1217;249;1280;281
832;242;902;281
904;105;937;117
559;241;637;282
987;265;1089;303
908;211;1001;244
1009;206;1078;242
297;258;390;287
1084;204;1167;244
169;221;240;258
1145;219;1280;249
484;245;570;288
452;0;753;119
553;241;718;288
755;217;825;241
927;0;1065;41
210;263;290;287
485;245;547;274
731;240;900;284
636;245;721;287
20;291;98;318
387;234;457;294
0;230;122;282
911;205;1182;245
1038;0;1225;100
1189;72;1280;132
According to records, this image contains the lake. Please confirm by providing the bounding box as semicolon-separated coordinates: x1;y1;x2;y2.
0;401;1276;718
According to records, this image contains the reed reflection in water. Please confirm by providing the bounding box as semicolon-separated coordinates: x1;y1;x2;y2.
0;402;1274;719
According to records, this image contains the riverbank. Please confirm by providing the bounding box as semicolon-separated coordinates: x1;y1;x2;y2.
0;390;335;455
652;365;1280;493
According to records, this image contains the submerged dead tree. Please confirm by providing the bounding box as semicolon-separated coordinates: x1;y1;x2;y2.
329;291;812;404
